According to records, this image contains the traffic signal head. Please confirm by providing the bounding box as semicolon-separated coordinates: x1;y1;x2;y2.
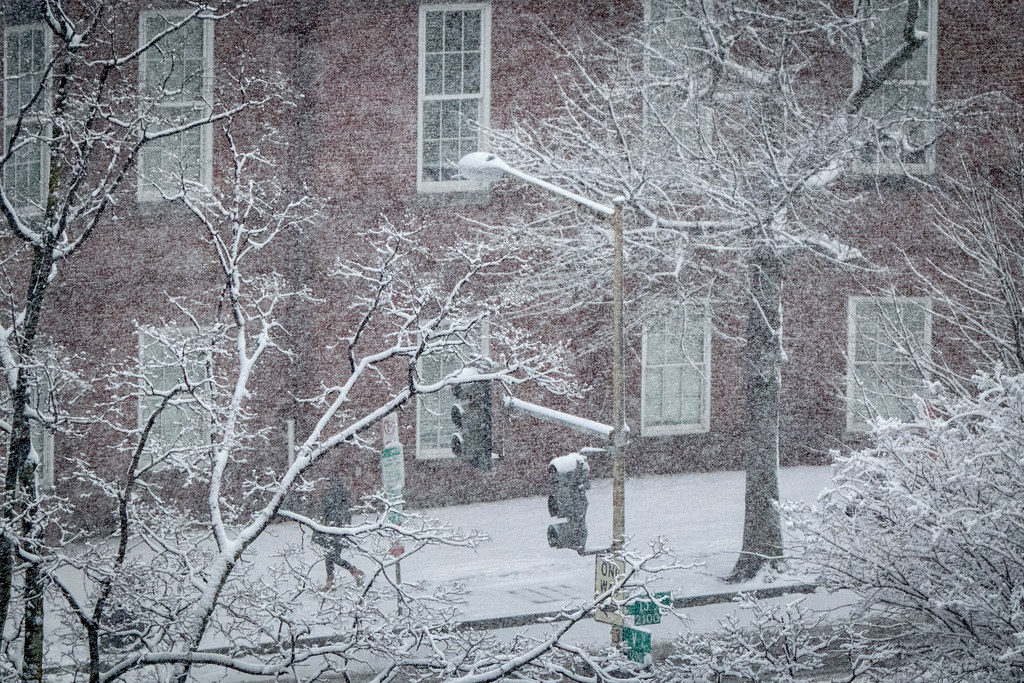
547;454;589;553
450;380;492;469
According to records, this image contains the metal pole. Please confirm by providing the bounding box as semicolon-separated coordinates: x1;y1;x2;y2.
611;199;626;550
610;198;626;646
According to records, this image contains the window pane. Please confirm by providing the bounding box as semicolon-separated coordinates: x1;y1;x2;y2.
440;140;461;180
3;120;45;210
144;15;205;105
426;12;443;51
460;98;479;133
425;54;443;95
444;11;463;52
662;366;683;424
850;298;928;426
140;330;209;459
682;323;703;360
440;99;461;138
642;310;708;431
423;100;441;138
464;10;481;51
443;53;462;95
463;52;481;94
680;367;703;424
5;28;46;115
644;368;663;425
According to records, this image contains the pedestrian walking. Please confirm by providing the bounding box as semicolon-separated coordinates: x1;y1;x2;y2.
313;482;365;589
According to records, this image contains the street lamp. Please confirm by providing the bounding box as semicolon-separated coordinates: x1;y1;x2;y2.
459;152;628;555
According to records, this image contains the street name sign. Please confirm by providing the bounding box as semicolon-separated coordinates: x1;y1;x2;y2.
380;414;405;527
623;625;652;663
627;591;671;626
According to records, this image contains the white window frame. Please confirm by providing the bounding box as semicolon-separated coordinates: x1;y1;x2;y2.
3;23;51;215
30;421;54;491
416;2;491;193
846;295;932;432
137;9;214;202
415;351;462;461
415;322;488;459
642;0;713;158
25;369;55;491
137;326;212;466
640;310;712;436
852;0;938;175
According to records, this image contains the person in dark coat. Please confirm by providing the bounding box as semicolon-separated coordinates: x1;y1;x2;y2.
313;483;365;588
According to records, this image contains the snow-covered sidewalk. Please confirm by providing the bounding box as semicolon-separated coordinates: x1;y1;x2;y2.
263;465;833;626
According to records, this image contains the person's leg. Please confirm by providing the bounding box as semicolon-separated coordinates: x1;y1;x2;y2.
334;557;364;586
324;555;336;589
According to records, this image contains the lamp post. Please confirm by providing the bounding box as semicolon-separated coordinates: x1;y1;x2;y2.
459;150;628;553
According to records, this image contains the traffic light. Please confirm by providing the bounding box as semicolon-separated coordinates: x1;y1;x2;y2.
547;454;589;553
450;380;493;469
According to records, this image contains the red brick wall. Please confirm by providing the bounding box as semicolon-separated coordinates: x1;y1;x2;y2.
6;0;1023;523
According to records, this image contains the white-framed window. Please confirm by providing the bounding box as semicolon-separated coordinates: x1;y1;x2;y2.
417;2;491;193
137;9;214;201
847;296;931;431
30;419;54;491
853;0;938;174
415;323;488;459
26;370;55;491
3;23;50;213
416;350;464;460
640;308;711;436
138;327;211;464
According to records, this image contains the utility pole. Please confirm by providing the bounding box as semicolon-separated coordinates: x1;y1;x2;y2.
610;197;626;646
457;153;631;648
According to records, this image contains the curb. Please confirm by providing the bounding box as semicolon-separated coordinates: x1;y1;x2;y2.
454;581;818;631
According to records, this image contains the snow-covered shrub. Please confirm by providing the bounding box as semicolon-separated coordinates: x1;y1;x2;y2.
802;372;1024;680
662;373;1024;681
663;595;852;682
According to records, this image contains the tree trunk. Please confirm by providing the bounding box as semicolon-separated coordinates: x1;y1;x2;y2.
729;242;784;582
10;245;56;679
22;556;44;682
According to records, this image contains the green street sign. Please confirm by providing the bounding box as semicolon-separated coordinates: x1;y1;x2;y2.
627;601;659;615
627;647;647;663
633;611;660;626
627;591;671;624
380;443;405;524
623;626;651;654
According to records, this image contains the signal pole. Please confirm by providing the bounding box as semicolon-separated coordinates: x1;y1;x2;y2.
458;153;630;649
610;197;626;646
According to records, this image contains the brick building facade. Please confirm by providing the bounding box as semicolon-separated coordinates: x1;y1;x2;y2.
3;0;1022;518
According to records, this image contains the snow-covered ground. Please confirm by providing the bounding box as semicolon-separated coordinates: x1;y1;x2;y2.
49;466;839;680
308;465;834;623
242;465;838;682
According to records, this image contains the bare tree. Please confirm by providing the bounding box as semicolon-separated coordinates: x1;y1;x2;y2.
483;0;942;580
0;2;279;677
906;122;1024;388
0;89;687;679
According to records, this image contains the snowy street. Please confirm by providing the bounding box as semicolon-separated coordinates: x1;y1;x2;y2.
332;465;833;624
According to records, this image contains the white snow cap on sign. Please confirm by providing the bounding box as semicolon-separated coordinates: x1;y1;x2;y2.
550;452;589;474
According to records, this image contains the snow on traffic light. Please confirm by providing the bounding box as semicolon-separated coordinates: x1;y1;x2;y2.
547;453;589;553
451;379;493;469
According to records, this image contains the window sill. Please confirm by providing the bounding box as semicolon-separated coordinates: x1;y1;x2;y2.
416;179;489;195
640;424;710;438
